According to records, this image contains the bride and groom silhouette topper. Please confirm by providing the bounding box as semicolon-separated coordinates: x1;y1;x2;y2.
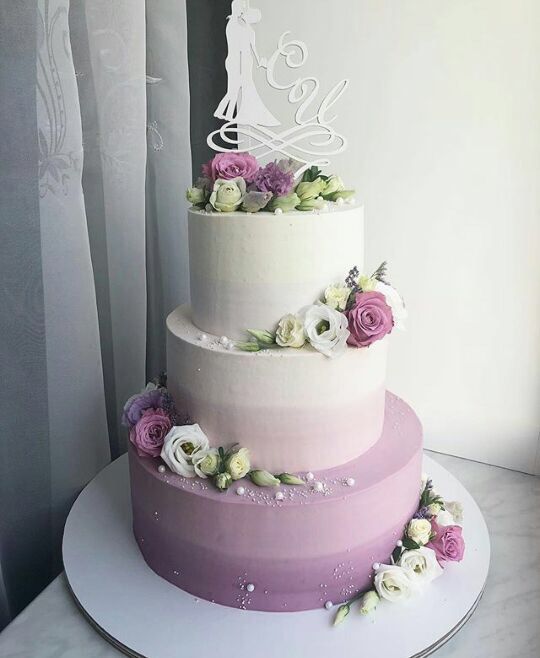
209;0;349;170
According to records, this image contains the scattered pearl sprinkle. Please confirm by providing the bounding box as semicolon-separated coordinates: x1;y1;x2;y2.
158;465;166;474
336;197;345;206
275;491;284;501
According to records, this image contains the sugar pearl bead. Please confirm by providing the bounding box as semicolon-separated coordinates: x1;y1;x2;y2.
396;539;403;547
246;583;255;592
275;491;284;501
314;481;324;492
373;562;381;570
274;207;283;215
346;477;355;487
219;336;229;346
158;465;166;474
198;333;207;342
324;601;333;610
306;472;315;482
236;487;245;496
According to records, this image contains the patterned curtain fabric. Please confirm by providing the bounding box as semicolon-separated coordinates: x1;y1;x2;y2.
0;0;191;630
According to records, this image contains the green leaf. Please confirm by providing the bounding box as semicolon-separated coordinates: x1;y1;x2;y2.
392;546;403;564
235;341;261;352
247;329;275;346
402;537;420;550
276;473;305;486
301;165;322;183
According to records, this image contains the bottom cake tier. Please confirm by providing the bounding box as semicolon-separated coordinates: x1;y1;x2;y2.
129;393;423;612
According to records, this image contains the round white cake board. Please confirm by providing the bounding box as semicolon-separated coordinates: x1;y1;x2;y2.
63;454;490;658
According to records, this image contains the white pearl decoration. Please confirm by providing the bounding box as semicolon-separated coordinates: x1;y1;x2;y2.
219;336;229;347
306;472;315;482
246;583;255;592
274;207;283;215
345;477;355;487
236;486;245;496
324;601;333;610
275;491;284;501
198;333;208;342
336;197;345;206
396;539;403;547
314;481;324;492
373;562;381;571
158;465;166;474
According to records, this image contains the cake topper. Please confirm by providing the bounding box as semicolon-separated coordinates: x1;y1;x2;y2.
207;0;349;175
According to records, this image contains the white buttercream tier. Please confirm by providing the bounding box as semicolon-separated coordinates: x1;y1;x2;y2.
188;204;364;339
167;305;387;473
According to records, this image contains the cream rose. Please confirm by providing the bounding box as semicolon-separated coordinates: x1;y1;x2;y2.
275;314;305;348
209;177;246;212
300;303;350;358
160;424;210;478
324;283;350;311
225;447;251;480
375;281;407;330
193;447;220;478
374;565;417;603
398;547;443;585
406;518;432;546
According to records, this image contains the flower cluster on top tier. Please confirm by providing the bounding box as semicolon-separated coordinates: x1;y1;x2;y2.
332;476;465;626
124;381;304;492
186;152;355;214
236;262;406;358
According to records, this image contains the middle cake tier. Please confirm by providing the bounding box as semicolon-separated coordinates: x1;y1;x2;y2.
167;305;387;473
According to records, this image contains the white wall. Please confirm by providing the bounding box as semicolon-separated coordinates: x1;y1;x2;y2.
255;0;540;473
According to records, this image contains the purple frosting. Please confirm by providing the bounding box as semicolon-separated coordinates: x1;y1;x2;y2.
252;162;294;196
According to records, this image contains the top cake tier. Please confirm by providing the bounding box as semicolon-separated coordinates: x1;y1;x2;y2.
189;204;364;340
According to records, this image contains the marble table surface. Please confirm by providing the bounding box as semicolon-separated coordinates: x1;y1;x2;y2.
0;451;539;658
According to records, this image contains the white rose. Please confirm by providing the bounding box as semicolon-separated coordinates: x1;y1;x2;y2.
324;283;350;311
160;424;210;478
435;509;455;526
275;314;306;348
374;565;418;603
406;518;432;546
445;501;464;524
398;547;443;586
193;447;220;478
300;303;350;358
375;281;407;330
225;447;251;480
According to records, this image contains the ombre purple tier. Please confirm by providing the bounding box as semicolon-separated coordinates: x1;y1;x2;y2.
129;393;422;612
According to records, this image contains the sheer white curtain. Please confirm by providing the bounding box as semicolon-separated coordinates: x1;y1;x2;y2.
0;0;191;629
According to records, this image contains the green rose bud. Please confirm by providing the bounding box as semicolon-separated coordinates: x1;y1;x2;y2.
268;192;300;213
277;473;305;486
193;448;220;477
333;603;350;626
225;447;251;480
247;329;276;346
214;471;233;491
322;175;345;199
295;178;326;201
209;177;246;212
235;341;261;352
297;196;325;212
249;470;281;487
327;189;355;203
359;590;379;615
186;186;206;205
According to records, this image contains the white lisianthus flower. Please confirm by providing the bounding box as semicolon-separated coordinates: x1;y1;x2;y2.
225;447;251;480
324;283;351;311
300;303;350;358
374;565;418;603
445;501;464;524
161;424;210;478
375;281;407;330
193;447;220;478
275;314;305;348
209;177;246;212
406;518;432;546
398;547;443;585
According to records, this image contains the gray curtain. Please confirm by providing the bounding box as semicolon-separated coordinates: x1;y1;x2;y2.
0;0;191;630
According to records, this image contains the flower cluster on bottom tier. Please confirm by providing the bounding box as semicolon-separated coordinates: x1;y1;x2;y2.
129;393;424;613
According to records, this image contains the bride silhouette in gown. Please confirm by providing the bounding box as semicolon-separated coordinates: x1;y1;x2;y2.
214;0;280;127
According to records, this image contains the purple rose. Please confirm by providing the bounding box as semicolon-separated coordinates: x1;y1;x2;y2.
345;291;393;347
252;161;294;196
122;388;168;428
202;152;259;183
129;408;172;458
427;522;465;564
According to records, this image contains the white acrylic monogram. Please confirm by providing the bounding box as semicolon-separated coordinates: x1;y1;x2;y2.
207;0;349;173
